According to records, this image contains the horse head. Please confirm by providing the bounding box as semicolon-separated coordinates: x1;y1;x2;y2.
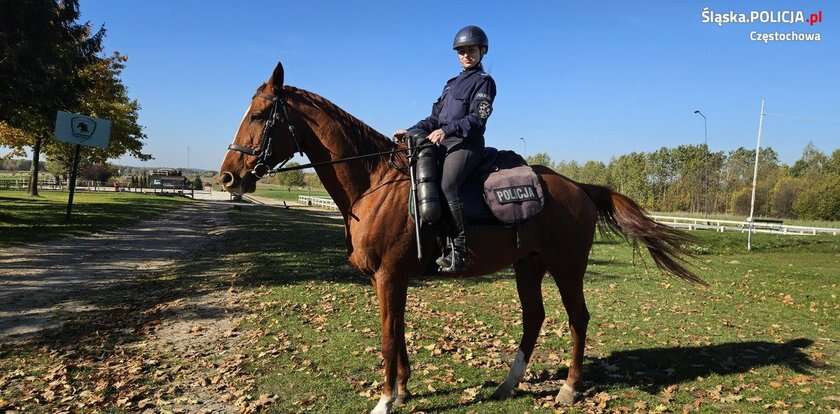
219;61;302;194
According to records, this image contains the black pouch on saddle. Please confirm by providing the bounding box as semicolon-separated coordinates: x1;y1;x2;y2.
481;151;544;224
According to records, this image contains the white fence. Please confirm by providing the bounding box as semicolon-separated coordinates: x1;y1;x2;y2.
298;195;339;211
649;215;838;236
284;197;838;236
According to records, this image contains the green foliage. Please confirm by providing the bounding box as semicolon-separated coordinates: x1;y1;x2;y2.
794;175;840;220
0;0;149;193
79;163;116;182
192;176;203;190
267;162;305;187
789;142;828;178
770;176;804;218
526;152;554;168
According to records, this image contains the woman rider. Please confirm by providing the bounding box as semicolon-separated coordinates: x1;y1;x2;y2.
394;25;496;273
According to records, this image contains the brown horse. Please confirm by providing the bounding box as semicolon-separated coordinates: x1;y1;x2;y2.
219;61;703;414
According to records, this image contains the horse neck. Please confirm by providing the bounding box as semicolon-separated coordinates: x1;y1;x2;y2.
286;89;396;216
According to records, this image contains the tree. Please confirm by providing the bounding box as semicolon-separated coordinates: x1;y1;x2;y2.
577;160;608;186
770;176;804;218
608;152;652;208
794;176;840;220
526;152;554;168
825;149;840;176
79;163;115;182
273;163;305;188
192;176;203;190
1;0;104;195
0;0;149;195
45;52;151;174
790;142;828;178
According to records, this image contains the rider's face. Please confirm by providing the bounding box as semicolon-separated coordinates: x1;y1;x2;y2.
456;46;482;69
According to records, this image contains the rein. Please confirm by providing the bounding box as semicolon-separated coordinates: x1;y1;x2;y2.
266;143;433;174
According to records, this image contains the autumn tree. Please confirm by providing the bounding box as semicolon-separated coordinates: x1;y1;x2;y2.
0;0;148;195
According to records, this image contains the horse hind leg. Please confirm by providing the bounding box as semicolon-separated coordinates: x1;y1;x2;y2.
548;257;590;404
492;255;546;399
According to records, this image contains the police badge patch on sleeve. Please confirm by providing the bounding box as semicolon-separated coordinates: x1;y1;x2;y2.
477;100;492;119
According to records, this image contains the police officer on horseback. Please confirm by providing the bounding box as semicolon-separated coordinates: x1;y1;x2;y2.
394;25;496;273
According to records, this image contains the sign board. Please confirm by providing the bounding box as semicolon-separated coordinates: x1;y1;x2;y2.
54;111;112;149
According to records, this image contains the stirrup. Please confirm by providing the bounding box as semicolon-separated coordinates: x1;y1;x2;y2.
438;239;466;273
439;250;465;273
436;238;454;268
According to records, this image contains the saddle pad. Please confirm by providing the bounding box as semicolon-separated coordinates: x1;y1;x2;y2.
483;160;544;224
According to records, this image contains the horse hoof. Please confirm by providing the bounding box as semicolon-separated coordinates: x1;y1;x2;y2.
394;392;411;406
555;383;578;405
370;395;393;414
491;384;515;400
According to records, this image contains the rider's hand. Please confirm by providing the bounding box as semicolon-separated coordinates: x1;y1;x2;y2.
428;129;445;144
392;129;408;142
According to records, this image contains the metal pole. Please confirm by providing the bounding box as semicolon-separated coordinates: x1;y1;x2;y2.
520;137;526;157
65;144;81;221
747;98;766;251
694;110;708;214
407;137;423;260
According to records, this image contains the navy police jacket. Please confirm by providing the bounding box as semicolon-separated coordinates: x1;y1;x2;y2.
409;64;496;151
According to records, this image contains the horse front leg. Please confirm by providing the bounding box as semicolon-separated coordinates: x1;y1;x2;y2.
370;271;408;414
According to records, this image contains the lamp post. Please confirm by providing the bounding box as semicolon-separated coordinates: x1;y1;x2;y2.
520;137;526;157
694;110;709;214
693;110;707;147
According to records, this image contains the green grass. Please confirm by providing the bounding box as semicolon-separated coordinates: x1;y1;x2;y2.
219;207;839;413
0;191;189;246
252;184;330;202
1;204;836;412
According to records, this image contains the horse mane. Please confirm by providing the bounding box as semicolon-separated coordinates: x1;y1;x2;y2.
284;86;402;173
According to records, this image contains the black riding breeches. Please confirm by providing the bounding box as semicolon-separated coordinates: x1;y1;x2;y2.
441;146;482;205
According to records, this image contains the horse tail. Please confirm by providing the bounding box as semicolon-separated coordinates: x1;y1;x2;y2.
577;183;706;285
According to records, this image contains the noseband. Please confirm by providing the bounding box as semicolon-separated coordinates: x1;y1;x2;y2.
227;90;303;178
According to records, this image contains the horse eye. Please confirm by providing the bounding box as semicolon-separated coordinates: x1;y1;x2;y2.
249;113;264;121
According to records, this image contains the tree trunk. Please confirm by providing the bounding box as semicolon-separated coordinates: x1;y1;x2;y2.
28;135;43;196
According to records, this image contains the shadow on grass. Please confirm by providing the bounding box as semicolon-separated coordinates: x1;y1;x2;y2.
414;338;816;412
0;203;632;374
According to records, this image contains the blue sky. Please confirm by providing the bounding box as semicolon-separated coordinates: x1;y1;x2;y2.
77;0;838;171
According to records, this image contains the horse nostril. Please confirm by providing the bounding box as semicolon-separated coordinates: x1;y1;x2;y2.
220;171;237;188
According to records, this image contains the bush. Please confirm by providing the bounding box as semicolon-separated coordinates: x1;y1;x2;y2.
794;176;840;220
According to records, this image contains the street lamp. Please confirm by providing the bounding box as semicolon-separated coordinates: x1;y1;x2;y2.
520;137;526;157
694;110;709;214
693;110;707;147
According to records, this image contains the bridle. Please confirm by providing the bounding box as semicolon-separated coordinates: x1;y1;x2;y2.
226;87;435;179
227;89;303;178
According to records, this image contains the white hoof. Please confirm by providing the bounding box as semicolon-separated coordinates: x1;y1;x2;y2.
555;383;578;405
370;395;393;414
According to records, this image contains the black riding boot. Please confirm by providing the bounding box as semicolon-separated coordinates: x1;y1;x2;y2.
437;202;467;273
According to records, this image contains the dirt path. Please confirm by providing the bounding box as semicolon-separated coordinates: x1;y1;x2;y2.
0;201;232;339
0;200;272;413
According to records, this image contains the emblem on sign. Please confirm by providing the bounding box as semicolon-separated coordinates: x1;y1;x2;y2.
71;116;97;141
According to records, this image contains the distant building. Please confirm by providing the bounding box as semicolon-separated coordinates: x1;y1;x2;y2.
149;168;189;190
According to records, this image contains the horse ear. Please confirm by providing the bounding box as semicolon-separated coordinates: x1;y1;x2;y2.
269;61;284;91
